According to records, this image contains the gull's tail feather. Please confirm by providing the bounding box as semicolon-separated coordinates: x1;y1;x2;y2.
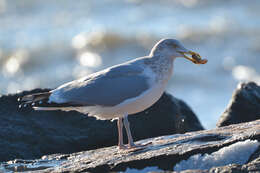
33;107;62;111
18;91;84;110
33;106;76;112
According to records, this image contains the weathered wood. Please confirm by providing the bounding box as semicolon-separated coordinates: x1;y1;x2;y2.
2;120;260;173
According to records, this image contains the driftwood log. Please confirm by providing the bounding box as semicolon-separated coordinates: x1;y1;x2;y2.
2;120;260;173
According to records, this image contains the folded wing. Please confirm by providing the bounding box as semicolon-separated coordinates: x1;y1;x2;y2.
49;63;150;107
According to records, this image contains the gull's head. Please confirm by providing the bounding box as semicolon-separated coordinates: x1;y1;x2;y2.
150;39;207;64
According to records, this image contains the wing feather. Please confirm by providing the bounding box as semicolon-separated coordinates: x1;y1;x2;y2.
49;62;150;106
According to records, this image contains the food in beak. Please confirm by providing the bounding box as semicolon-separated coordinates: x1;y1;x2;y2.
191;52;207;64
179;51;208;64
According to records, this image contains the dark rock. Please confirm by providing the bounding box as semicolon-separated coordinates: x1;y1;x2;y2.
0;88;203;162
217;82;260;127
2;120;260;173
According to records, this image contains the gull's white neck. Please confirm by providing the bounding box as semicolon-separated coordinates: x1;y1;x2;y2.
144;54;175;84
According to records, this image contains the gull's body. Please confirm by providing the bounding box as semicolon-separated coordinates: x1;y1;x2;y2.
20;39;207;150
48;55;173;120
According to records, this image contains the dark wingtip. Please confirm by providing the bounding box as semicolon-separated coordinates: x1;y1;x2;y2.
18;95;35;103
18;103;28;109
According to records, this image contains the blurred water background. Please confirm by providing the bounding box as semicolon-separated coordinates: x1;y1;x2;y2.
0;0;260;129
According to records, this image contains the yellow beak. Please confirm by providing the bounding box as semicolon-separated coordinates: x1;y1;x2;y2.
179;51;207;64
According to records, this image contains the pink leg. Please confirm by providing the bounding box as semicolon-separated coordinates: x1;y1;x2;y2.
123;114;150;149
117;117;126;149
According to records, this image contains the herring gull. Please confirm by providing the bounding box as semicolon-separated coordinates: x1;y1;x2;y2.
19;39;207;150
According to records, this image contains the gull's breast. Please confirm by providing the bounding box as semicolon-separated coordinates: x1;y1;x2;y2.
76;81;167;120
114;81;167;115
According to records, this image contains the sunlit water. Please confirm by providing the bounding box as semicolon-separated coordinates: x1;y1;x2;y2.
1;0;260;129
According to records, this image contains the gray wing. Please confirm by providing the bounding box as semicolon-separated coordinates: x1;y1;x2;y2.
50;62;150;106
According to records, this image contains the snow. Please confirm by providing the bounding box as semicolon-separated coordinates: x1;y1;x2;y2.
174;139;259;171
